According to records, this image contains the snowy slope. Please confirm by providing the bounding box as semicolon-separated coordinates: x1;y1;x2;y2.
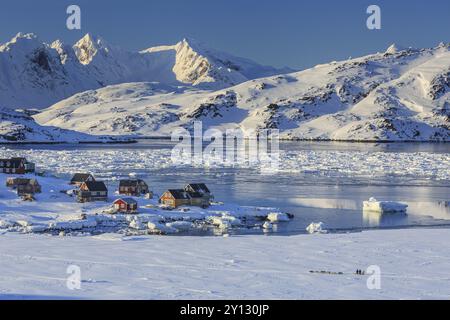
1;228;450;299
0;108;126;143
36;43;450;141
0;33;290;109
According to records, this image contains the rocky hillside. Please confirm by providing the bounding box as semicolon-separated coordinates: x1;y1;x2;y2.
35;43;450;141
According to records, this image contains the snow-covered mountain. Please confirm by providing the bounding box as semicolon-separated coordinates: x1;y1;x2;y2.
35;43;450;141
141;38;293;88
0;32;290;109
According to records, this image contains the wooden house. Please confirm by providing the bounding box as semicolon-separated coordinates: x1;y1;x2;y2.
184;183;213;202
187;191;210;208
77;181;108;202
159;187;211;209
113;198;138;213
159;189;192;208
70;173;96;186
0;157;35;174
16;179;42;196
118;179;149;196
6;177;31;188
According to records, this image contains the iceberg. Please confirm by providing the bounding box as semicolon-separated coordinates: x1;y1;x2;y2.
363;197;408;213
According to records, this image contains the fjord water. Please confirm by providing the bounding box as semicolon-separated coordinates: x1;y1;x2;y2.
6;140;450;235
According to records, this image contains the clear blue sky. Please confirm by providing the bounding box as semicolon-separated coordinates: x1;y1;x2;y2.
0;0;449;69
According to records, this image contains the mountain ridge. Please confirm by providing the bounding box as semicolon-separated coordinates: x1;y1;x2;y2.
34;42;450;141
1;32;449;142
0;32;291;109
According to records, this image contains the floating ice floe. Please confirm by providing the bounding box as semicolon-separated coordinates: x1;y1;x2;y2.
363;197;408;213
208;215;242;229
267;212;290;223
306;222;327;234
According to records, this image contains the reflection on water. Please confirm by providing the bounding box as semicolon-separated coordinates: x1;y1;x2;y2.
362;211;408;228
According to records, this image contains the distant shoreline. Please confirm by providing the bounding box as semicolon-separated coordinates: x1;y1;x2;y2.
0;139;138;145
1;137;449;145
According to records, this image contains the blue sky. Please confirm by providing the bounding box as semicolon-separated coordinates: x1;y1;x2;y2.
0;0;449;69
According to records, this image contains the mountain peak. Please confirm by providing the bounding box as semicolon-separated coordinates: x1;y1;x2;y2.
385;43;407;55
177;37;208;52
13;32;38;41
73;33;110;65
76;33;109;49
0;32;42;53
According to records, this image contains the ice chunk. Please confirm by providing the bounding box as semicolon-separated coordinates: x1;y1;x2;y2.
129;218;145;230
363;197;408;213
306;222;327;234
208;215;241;229
0;220;13;228
267;212;290;223
17;220;31;227
166;221;193;231
147;221;177;234
262;221;273;229
25;224;48;233
49;220;85;230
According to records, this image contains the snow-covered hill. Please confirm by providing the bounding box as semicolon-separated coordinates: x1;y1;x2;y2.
0;33;290;109
0;108;127;143
35;43;450;141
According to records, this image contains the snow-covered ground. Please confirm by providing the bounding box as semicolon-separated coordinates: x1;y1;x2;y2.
1;228;450;299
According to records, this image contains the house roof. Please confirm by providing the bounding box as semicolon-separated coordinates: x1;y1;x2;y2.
82;181;108;192
9;178;31;185
119;179;147;187
71;173;94;183
187;191;204;199
28;179;40;186
114;198;138;205
185;183;210;194
0;158;26;167
166;189;191;200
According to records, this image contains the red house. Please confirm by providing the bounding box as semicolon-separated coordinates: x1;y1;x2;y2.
113;198;138;213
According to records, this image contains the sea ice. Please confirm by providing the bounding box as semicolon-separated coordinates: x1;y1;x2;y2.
306;222;327;234
267;212;290;223
363;197;408;213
